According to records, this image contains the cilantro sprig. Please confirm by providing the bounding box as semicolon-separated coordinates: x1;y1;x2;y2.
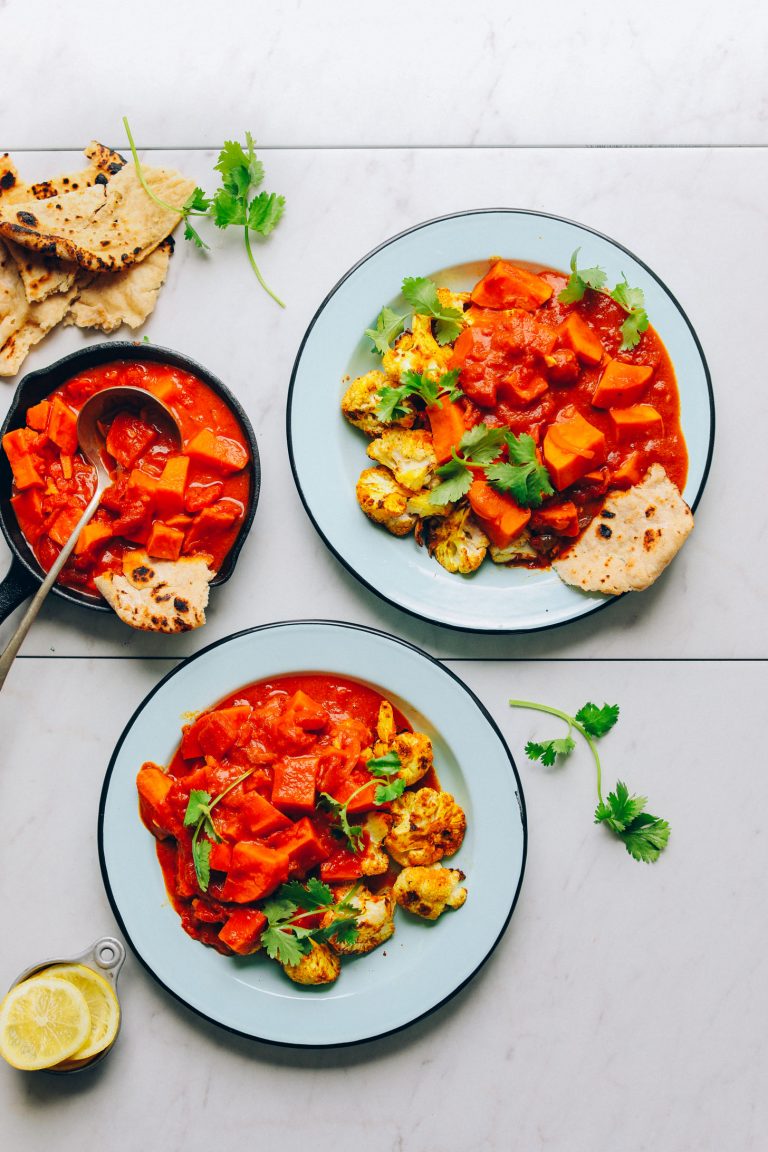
377;368;463;422
319;751;404;852
260;879;360;966
123;117;286;306
509;699;670;863
183;767;256;891
430;424;553;508
365;275;465;356
558;249;649;352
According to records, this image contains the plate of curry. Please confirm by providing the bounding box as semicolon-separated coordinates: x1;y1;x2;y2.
288;210;713;632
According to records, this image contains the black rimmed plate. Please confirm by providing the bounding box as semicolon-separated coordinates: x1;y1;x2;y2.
98;620;526;1047
287;210;714;632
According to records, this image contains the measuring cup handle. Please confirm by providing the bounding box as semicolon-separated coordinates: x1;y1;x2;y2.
0;554;39;626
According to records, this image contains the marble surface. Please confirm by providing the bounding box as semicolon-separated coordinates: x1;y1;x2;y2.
1;8;767;1148
1;0;766;148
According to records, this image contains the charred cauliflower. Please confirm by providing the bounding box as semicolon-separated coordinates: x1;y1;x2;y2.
406;489;451;519
376;700;396;744
374;701;433;786
341;369;414;437
356;466;417;536
282;940;341;985
367;429;437;492
489;532;538;564
385;787;466;866
359;811;392;876
323;884;395;955
393;865;467;920
437;287;470;314
382;314;452;381
424;505;489;574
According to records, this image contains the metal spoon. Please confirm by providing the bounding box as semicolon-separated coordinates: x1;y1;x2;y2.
0;385;181;691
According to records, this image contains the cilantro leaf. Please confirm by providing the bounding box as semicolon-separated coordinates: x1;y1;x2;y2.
429;455;473;505
318;792;364;852
594;780;648;832
401;275;464;345
485;460;554;508
247;191;286;236
183;187;212;213
375;369;463;422
366;750;402;775
558;249;608;304
365;306;407;355
619;813;671;863
214;138;264;197
525;736;576;766
610;278;645;314
619;309;650;352
374;778;406;804
575;702;620;739
260;924;308;967
211;186;246;228
458;423;506;465
279;877;334;911
376;385;412;422
191;838;211;892
401;369;440;408
184;790;212;827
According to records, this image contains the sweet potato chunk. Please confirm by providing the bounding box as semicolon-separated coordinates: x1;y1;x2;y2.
220;842;290;903
471;260;553;311
543;413;607;490
218;908;267;955
609;404;663;442
154;456;189;516
46;396;78;455
146;521;185;561
559;313;604;365
185;429;248;475
592;360;653;408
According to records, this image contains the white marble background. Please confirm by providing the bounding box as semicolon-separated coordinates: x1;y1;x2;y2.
1;4;766;1151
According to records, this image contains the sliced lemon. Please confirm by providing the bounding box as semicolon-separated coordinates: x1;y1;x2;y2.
44;964;120;1062
0;976;91;1071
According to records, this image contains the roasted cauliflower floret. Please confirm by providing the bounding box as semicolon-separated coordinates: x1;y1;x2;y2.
282;940;341;985
359;811;393;876
373;701;433;787
367;429;437;492
341;369;414;437
376;700;396;744
406;487;451;518
437;287;470;314
356;466;417;537
393;864;467;920
424;505;489;574
385;787;466;866
382;314;452;381
322;884;395;955
489;531;538;564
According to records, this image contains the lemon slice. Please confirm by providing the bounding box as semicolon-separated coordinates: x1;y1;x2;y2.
44;964;120;1062
0;976;91;1070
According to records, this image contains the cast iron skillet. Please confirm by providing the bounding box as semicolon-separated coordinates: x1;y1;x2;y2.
0;342;260;626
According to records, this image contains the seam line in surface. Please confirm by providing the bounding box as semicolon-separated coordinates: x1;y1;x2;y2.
3;143;767;153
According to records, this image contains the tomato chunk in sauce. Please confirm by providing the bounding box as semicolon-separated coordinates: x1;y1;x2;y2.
137;675;427;956
2;361;251;595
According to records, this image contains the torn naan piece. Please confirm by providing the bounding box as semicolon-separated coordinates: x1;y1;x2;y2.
0;162;196;273
554;464;693;595
0;143;127;302
0;238;79;375
94;551;214;632
64;238;172;332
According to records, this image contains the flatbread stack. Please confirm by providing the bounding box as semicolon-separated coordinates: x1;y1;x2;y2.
554;464;694;595
0;142;196;376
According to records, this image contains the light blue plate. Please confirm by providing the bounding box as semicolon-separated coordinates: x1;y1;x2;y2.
98;621;526;1047
288;210;714;632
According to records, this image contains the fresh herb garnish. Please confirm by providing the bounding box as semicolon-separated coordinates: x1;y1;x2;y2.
260;879;360;966
401;276;464;345
365;307;407;356
558;249;649;351
430;425;553;508
509;699;670;863
318;751;404;851
376;368;463;422
123;117;286;306
183;768;255;891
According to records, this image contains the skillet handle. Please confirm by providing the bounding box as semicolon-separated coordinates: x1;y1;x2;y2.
0;554;39;626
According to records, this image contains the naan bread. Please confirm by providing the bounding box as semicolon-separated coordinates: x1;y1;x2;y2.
553;464;693;595
64;239;172;332
0;143;126;302
0;238;79;375
94;551;214;633
0;162;195;273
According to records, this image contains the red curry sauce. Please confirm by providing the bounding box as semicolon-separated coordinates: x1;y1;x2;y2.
441;263;688;563
3;360;251;595
138;675;420;957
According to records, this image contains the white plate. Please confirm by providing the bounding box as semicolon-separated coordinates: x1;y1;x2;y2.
287;210;714;632
98;621;526;1047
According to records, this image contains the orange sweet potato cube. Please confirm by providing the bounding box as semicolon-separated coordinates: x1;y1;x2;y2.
609;404;663;442
559;313;604;365
185;429;248;475
543;413;607;491
3;427;43;490
136;763;174;839
46;396;79;455
146;521;185;561
75;520;113;556
154;456;189;516
25;400;51;432
592;360;654;408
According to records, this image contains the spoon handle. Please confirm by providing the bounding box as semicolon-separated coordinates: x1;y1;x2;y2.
0;483;105;692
